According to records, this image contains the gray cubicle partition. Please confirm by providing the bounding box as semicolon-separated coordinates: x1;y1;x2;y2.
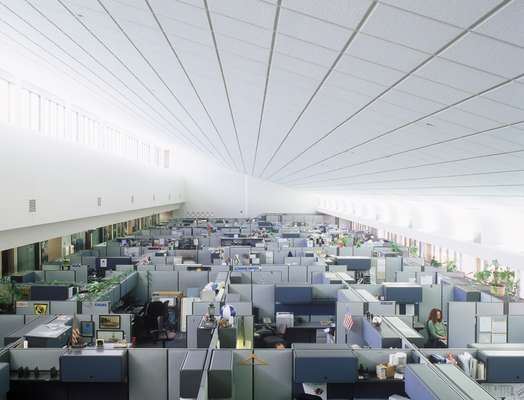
253;349;292;400
179;271;209;296
150;271;180;293
252;285;274;320
168;349;190;400
448;302;477;348
0;315;25;346
419;285;442;324
49;301;79;315
129;348;168;400
508;302;524;343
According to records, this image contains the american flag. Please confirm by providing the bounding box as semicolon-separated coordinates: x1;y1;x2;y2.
343;312;354;331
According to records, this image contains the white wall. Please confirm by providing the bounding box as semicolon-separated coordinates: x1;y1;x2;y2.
0;122;184;249
177;150;316;218
318;193;524;271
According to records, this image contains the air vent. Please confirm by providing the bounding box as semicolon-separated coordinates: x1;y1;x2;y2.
473;232;482;244
28;199;36;213
97;197;102;207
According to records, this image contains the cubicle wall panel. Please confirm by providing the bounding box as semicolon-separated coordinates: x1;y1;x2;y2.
420;285;442;324
307;266;325;283
354;246;373;257
179;271;209;296
187;315;203;348
288;266;307;283
129;349;168;400
476;302;504;316
193;302;219;315
441;282;454;322
168;349;188;400
208;266;229;282
509;303;524;316
92;314;132;342
0;315;25;346
16;301;50;315
253;349;292;400
312;284;343;299
385;257;402;283
233;350;252;400
508;315;524;343
228;285;252;302
337;303;366;347
251;271;282;284
81;301;111;315
156;265;175;272
50;301;78;315
448;302;476;348
227;302;253;316
252;285;274;320
150;271;179;293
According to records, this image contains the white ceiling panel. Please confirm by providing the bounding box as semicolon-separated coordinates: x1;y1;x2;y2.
474;0;524;47
361;3;462;53
414;57;506;93
2;0;522;195
379;0;504;28
278;8;351;50
440;32;524;78
282;0;373;30
345;34;428;72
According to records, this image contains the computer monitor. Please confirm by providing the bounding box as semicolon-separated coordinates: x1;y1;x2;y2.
80;321;95;338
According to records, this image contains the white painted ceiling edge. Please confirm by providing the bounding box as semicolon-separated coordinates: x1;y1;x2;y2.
318;193;524;271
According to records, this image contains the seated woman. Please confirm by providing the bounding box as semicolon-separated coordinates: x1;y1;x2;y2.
426;308;447;348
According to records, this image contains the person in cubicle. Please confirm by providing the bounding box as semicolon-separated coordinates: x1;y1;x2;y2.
426;308;447;348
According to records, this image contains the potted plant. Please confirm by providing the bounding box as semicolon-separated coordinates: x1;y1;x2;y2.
409;245;418;257
498;267;518;299
445;261;457;273
489;260;507;297
430;258;442;267
390;242;401;253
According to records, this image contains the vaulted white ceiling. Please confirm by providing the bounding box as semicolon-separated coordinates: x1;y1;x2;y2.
2;0;524;197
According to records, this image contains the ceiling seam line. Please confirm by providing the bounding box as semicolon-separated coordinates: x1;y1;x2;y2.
203;0;246;173
96;0;236;170
276;68;524;183
19;0;220;162
292;168;524;188
258;0;379;178
0;9;219;162
58;0;228;168
288;149;524;186
251;0;281;175
145;0;241;172
279;119;524;184
267;0;513;181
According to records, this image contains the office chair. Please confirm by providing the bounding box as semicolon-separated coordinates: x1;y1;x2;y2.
151;315;175;348
144;301;169;336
